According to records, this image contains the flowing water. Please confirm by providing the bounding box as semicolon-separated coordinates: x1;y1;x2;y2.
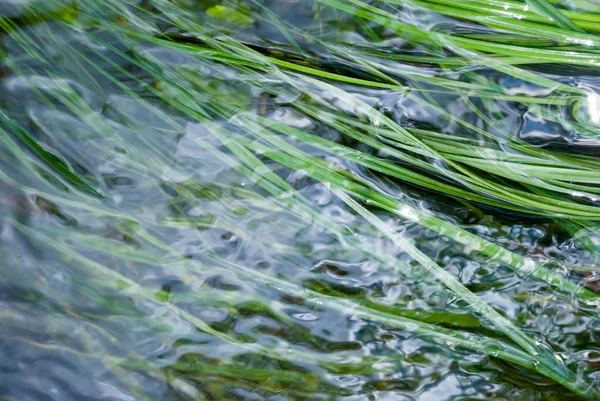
1;1;600;400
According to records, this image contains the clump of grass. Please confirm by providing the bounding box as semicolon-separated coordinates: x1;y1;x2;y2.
2;0;600;400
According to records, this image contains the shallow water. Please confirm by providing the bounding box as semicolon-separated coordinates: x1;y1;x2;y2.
1;1;600;400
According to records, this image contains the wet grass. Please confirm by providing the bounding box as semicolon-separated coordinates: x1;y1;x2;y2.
1;0;600;400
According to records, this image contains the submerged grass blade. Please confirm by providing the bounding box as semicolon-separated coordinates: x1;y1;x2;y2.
526;0;586;32
0;114;102;197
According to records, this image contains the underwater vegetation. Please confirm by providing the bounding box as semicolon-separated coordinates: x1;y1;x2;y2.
1;0;600;400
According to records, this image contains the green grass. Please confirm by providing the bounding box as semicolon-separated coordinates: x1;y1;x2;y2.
1;0;600;399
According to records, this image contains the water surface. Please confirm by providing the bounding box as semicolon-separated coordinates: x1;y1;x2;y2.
1;1;600;400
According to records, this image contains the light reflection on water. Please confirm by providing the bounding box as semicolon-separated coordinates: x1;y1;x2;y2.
1;1;599;401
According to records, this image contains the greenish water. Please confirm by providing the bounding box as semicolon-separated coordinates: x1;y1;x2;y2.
1;1;600;400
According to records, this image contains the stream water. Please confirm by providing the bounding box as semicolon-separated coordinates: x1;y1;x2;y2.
1;1;599;400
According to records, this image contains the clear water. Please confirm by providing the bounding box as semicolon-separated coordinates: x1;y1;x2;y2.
1;1;599;400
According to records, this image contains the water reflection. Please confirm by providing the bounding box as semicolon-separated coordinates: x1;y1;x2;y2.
1;1;599;401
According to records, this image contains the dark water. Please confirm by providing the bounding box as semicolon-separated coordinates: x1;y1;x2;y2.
1;1;600;400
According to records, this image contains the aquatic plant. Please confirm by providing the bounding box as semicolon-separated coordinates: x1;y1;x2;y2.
1;0;599;400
